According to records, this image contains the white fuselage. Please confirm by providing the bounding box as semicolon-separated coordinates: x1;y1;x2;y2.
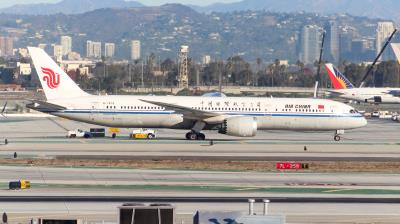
331;88;400;104
46;95;367;131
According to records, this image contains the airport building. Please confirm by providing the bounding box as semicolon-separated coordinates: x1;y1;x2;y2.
299;25;322;65
60;35;72;56
131;40;141;61
376;21;396;60
104;43;115;58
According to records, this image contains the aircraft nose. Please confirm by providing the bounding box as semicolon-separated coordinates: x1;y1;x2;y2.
359;116;368;127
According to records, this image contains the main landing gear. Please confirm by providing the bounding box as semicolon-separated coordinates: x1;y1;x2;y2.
186;120;206;140
185;131;206;140
334;130;344;141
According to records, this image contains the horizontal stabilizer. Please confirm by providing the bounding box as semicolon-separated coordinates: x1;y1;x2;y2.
26;100;66;113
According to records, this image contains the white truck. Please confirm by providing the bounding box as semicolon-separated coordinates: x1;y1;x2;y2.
67;129;92;138
130;129;156;139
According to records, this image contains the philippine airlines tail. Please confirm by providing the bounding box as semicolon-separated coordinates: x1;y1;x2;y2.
325;63;355;90
28;47;89;100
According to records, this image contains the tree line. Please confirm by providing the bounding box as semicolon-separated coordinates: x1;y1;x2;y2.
5;56;399;93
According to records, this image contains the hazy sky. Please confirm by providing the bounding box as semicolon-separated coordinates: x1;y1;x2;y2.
0;0;239;8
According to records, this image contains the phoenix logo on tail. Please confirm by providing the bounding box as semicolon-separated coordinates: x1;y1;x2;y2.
325;64;354;90
41;67;60;89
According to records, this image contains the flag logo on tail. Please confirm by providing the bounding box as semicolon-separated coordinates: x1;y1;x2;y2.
325;64;354;90
41;67;60;89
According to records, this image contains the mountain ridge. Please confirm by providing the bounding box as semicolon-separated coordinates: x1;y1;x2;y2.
0;0;144;15
194;0;400;22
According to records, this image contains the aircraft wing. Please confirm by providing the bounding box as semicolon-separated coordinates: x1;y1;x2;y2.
325;89;345;96
26;100;67;112
140;99;219;120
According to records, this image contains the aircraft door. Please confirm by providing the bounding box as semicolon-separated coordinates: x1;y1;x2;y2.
90;102;101;121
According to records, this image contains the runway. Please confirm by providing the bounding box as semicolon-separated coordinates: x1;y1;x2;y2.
0;118;399;163
2;201;400;224
3;196;400;203
0;166;400;193
0;116;399;142
1;116;400;223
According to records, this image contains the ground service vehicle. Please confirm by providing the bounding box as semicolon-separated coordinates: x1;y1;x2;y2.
67;129;92;138
130;129;156;139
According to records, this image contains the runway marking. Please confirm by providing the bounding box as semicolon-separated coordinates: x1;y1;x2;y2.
78;139;87;144
235;187;260;191
323;188;355;193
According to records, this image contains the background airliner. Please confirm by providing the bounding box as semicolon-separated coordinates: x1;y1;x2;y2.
27;47;366;141
325;63;400;104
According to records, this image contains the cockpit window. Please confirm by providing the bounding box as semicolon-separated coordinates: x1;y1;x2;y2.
350;109;358;114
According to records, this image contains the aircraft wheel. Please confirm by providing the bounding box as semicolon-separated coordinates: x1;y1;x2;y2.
189;133;198;140
147;134;155;139
197;133;206;140
334;135;341;141
185;132;191;140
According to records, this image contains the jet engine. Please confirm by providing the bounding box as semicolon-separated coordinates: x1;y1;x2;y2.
219;116;257;137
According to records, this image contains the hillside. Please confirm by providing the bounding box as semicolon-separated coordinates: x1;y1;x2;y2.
195;0;400;22
0;0;144;15
0;4;381;62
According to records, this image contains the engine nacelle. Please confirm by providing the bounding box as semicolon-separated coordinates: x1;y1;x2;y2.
219;116;257;137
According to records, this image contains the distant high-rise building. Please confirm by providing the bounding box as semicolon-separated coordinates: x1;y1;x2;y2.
0;36;13;56
38;44;47;50
86;41;93;58
92;42;102;58
131;40;141;60
376;21;395;60
60;36;72;56
325;21;339;64
339;30;355;58
86;41;102;59
104;43;115;58
299;25;321;65
53;44;63;62
202;55;211;65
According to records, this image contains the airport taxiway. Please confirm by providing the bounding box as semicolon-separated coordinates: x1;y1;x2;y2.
2;201;400;223
0;117;400;223
0;118;399;161
0;166;400;194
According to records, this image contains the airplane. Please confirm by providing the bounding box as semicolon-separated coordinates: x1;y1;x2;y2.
325;63;400;104
26;47;367;141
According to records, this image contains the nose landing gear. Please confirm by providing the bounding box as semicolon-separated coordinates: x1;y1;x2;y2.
334;130;344;141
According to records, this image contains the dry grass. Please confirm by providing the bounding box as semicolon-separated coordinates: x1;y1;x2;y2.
1;158;400;173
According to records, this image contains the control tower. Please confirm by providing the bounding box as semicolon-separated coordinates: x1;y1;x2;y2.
178;45;189;88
